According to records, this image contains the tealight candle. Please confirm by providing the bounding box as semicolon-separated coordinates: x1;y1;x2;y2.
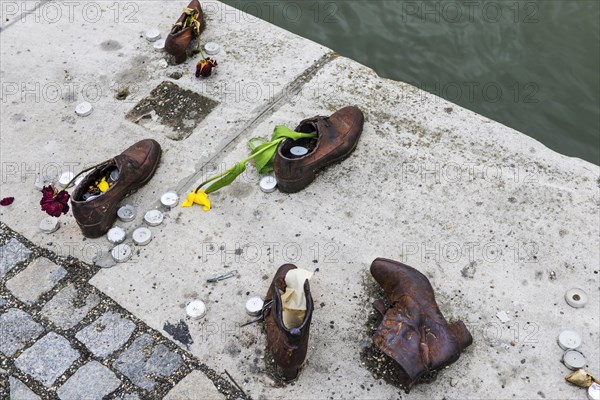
132;227;152;246
117;204;136;222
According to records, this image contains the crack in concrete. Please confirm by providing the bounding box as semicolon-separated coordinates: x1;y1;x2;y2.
172;51;338;195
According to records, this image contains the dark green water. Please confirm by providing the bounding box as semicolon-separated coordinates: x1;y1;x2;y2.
221;0;600;165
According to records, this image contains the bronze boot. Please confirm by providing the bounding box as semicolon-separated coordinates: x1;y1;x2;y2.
71;139;161;238
165;0;206;64
274;106;364;193
263;264;314;380
370;258;472;392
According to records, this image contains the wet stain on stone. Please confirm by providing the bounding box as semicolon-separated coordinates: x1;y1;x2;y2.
163;320;193;347
126;81;218;141
100;40;122;51
461;262;476;279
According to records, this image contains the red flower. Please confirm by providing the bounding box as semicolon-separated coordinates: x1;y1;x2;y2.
40;185;70;217
0;197;14;206
196;57;218;78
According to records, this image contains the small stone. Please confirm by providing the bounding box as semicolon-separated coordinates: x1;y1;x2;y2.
496;310;511;323
57;361;121;400
40;217;60;234
9;376;41;400
165;370;225;400
450;378;458;387
6;257;67;305
76;312;136;358
0;238;32;278
41;284;100;330
0;296;6;307
15;332;79;387
0;308;44;357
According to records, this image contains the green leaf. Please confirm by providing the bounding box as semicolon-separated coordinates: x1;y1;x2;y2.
248;137;268;151
271;125;317;141
251;141;280;174
205;162;247;194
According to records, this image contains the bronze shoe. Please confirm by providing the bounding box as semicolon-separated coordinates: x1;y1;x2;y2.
274;106;364;193
165;0;206;64
370;258;472;392
263;264;314;380
71;139;161;238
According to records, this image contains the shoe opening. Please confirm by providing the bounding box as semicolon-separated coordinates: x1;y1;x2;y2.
280;268;313;329
76;162;120;202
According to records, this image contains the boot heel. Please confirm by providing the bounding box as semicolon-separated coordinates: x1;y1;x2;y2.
278;366;299;381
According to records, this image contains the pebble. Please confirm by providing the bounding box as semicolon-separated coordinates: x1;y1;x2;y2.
144;210;163;226
496;310;511;323
40;217;60;234
75;102;93;117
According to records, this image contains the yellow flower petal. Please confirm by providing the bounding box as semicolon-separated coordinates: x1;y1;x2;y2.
181;190;211;211
98;178;109;193
181;192;195;208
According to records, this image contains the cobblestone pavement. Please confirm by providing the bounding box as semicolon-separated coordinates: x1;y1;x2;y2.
0;223;244;399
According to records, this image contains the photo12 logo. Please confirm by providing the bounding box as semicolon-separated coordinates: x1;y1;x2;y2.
1;2;140;25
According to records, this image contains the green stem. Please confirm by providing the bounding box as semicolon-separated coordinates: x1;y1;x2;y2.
194;139;282;192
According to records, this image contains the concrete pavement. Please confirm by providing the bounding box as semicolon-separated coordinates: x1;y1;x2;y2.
1;1;599;399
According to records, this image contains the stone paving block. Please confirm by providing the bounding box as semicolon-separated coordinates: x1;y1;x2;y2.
0;296;6;307
113;334;183;390
165;370;225;400
120;393;141;400
41;284;100;330
57;361;121;400
6;257;67;305
14;332;79;387
9;376;41;400
0;238;32;278
76;311;135;359
0;308;44;357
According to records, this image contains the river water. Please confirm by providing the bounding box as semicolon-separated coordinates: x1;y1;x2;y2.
221;0;600;165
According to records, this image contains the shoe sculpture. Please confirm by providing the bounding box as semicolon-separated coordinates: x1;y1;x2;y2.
263;264;314;380
370;258;472;392
274;106;364;193
71;139;161;238
165;0;206;64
